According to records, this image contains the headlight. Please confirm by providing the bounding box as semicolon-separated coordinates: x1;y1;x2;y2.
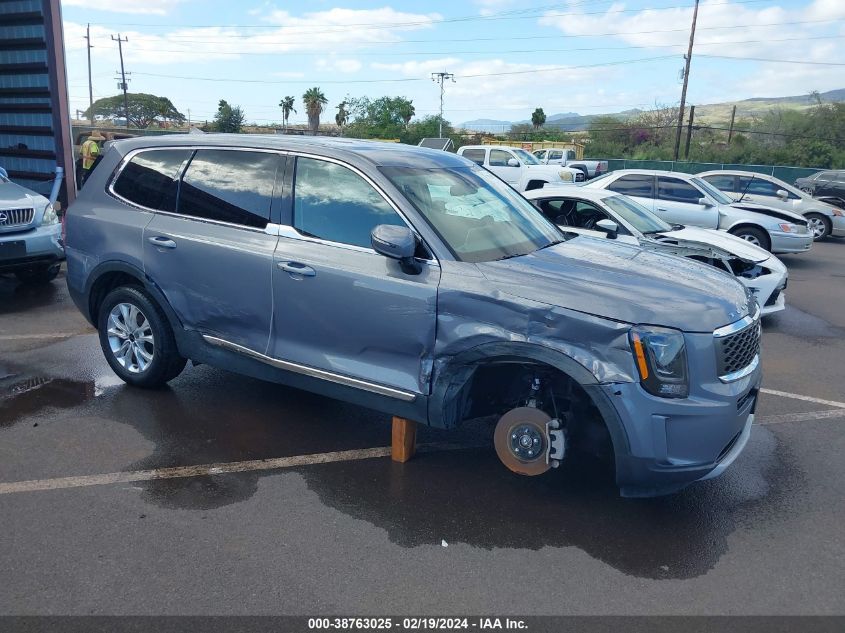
40;203;58;226
778;222;799;233
558;170;573;182
630;326;689;398
831;208;843;217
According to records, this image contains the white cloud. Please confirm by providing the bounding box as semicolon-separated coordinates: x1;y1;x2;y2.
63;7;442;65
316;58;363;73
62;0;185;15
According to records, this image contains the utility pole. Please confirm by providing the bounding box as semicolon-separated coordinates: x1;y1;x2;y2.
111;34;129;128
431;71;455;138
85;24;94;125
684;105;695;160
673;0;699;160
727;104;737;145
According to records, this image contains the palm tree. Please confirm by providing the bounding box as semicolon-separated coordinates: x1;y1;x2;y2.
335;100;349;136
398;99;415;127
302;87;328;135
279;96;296;132
531;107;546;130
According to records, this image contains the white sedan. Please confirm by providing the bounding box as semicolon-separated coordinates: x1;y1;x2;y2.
525;187;788;315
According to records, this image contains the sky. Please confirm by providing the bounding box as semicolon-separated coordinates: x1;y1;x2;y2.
60;0;845;129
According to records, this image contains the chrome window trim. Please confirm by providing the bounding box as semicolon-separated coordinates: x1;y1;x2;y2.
202;334;418;402
713;304;761;338
107;145;286;232
287;151;439;264
719;354;759;384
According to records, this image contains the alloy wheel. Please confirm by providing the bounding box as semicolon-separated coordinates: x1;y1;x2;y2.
107;302;155;374
739;234;762;246
807;216;827;239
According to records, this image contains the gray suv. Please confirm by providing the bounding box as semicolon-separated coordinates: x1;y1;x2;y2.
65;135;761;497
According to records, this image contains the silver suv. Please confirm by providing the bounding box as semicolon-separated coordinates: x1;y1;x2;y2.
65;135;762;497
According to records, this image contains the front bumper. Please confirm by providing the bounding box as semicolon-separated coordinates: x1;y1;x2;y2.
595;332;762;497
0;223;64;272
769;230;813;254
743;256;787;316
831;215;845;237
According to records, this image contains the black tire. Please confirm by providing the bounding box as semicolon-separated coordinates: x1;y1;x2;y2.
15;263;60;285
730;226;771;251
805;213;831;241
97;286;187;388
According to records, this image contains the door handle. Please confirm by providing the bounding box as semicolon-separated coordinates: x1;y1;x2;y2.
147;236;177;249
277;261;316;277
656;207;668;212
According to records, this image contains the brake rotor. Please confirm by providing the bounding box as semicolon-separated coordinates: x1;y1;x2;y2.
493;406;553;476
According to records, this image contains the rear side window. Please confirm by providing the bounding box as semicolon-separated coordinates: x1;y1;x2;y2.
657;177;701;203
461;149;485;166
702;174;735;192
293;157;405;249
607;174;654;198
178;149;280;229
113;149;191;212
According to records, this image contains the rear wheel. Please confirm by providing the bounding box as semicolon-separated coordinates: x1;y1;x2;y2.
730;226;771;251
805;213;831;241
97;286;186;388
15;263;60;285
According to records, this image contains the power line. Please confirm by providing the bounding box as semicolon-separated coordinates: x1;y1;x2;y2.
697;54;845;66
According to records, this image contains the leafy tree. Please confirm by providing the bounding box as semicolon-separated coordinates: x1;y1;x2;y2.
335;100;350;135
279;96;296;131
401;115;458;147
531;108;546;130
84;93;184;129
213;99;246;133
303;87;328;135
345;96;416;139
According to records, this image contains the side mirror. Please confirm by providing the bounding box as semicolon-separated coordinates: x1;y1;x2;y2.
595;219;619;239
507;158;519;167
699;197;714;208
371;224;421;274
776;189;789;201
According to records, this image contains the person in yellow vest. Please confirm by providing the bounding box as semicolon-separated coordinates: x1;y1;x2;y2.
80;130;105;186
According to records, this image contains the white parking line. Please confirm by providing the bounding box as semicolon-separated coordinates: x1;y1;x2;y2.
760;388;845;409
0;443;471;496
0;333;87;341
758;409;845;425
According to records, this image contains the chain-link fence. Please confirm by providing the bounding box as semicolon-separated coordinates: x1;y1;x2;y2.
590;159;821;184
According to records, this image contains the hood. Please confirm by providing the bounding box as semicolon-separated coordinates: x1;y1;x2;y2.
655;226;770;263
525;163;574;174
0;180;49;211
477;237;751;333
727;201;807;225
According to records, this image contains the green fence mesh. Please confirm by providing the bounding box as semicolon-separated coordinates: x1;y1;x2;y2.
592;159;820;184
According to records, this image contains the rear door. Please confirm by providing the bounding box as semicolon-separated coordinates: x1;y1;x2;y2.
143;148;283;354
269;155;439;395
655;176;719;228
737;176;796;211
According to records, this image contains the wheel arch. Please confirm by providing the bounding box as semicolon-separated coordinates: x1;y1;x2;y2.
727;222;772;249
429;341;630;461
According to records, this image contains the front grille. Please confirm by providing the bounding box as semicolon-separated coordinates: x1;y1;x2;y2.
0;208;34;228
715;320;760;379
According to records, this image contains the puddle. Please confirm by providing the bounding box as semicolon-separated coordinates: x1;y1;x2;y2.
0;376;96;427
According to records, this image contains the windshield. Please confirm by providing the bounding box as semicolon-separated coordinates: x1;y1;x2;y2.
381;166;562;263
603;194;672;234
512;149;541;165
692;177;733;205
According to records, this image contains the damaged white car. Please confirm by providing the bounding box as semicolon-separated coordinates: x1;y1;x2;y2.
526;187;788;315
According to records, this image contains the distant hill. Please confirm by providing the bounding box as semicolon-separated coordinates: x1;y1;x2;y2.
459;89;845;133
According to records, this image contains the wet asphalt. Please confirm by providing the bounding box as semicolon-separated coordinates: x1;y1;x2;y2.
0;241;843;615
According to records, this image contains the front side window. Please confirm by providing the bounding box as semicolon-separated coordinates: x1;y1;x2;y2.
602;194;672;234
293;157;405;249
381;165;561;263
489;150;514;167
461;149;485;166
178;150;279;228
113;149;191;211
607;174;654;198
657;177;702;204
549;150;563;160
738;176;779;197
820;171;837;181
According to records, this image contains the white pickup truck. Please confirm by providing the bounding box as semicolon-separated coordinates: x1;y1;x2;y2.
532;148;608;180
457;145;584;191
